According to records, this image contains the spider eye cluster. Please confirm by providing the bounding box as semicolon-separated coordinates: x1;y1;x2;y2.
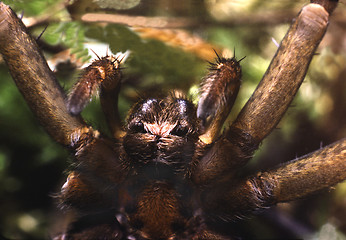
123;96;199;169
129;120;147;134
126;97;198;137
170;124;189;136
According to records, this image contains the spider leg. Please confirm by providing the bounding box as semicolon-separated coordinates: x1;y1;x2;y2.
192;2;335;185
67;54;125;139
0;3;129;214
59;139;127;211
58;171;115;211
230;2;332;146
0;3;90;147
99;56;125;139
56;135;130;237
197;52;242;144
200;138;346;218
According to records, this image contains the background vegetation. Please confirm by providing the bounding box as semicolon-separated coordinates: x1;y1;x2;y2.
0;0;345;239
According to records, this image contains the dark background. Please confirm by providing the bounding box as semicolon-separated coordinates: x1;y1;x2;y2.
0;0;345;239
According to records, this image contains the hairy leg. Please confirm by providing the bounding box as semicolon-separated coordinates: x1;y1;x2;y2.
192;2;334;185
200;138;346;218
0;3;88;147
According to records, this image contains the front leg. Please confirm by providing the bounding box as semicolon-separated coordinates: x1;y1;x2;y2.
192;2;334;185
0;6;130;237
0;3;87;147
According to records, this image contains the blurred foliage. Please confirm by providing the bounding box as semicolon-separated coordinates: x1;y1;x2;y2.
38;22;90;62
0;0;345;239
1;0;62;16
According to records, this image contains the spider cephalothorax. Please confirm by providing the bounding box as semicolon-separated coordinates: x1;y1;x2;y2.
0;1;345;240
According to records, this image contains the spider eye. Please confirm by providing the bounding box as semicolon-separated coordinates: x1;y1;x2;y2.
171;125;189;136
129;121;147;133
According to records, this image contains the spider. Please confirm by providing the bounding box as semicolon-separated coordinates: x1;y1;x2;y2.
0;0;345;239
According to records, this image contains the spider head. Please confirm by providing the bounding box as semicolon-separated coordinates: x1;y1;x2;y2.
123;95;200;174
